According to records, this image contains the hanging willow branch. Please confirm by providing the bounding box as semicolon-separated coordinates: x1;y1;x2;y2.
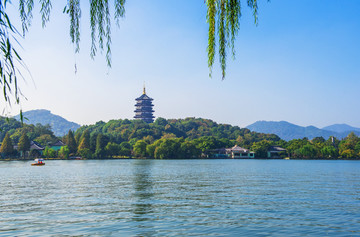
0;0;24;115
0;0;127;115
18;0;126;68
1;0;264;112
206;0;264;79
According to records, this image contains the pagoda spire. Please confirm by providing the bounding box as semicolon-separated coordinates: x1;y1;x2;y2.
143;82;146;95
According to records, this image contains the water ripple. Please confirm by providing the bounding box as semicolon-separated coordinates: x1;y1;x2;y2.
1;159;360;236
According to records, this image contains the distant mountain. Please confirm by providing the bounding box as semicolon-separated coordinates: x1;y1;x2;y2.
14;109;81;137
322;124;360;134
246;121;360;141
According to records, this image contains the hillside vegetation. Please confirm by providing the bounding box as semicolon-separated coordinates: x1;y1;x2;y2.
14;110;81;136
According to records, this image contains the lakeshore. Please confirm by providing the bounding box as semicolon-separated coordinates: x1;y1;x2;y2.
1;117;360;161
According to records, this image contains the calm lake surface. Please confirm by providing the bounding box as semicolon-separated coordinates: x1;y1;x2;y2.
1;159;360;236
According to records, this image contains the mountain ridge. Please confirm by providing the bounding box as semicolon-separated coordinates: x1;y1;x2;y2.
246;121;360;141
13;109;81;137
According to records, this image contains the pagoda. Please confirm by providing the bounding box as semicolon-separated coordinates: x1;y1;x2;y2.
134;86;155;123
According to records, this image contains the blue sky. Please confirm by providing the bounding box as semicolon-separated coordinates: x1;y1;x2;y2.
4;1;360;128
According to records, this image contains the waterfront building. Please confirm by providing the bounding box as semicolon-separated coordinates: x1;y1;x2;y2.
226;145;255;159
267;146;286;158
205;145;255;159
50;140;66;151
29;141;45;157
134;86;155;123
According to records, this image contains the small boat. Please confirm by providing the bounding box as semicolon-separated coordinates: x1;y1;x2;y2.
31;158;45;166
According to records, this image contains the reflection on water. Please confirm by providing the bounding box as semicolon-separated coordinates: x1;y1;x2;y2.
131;160;154;222
1;159;360;236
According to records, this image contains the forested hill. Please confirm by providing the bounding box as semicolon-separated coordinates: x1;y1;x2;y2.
323;124;360;134
14;109;81;137
247;121;360;141
75;117;280;147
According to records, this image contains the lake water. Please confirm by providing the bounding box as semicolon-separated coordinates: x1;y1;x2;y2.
1;159;360;236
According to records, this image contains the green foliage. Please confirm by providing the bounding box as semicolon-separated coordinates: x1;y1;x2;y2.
78;129;90;150
180;141;201;158
10;123;56;144
133;140;147;157
320;146;337;159
286;139;309;157
0;1;23;110
0;132;14;157
74;132;82;145
78;148;92;159
0;117;22;141
206;0;262;79
154;138;183;159
43;146;57;158
340;149;356;159
59;146;70;159
338;132;360;159
251;140;272;158
73;117;283;159
105;142;120;157
95;133;109;158
19;0;126;68
18;132;30;157
297;144;318;159
13;110;81;136
66;130;77;154
34;134;56;147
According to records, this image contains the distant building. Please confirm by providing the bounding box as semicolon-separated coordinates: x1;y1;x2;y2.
30;141;45;157
134;85;155;123
50;140;65;151
267;146;286;158
206;145;255;159
226;145;255;159
13;141;45;158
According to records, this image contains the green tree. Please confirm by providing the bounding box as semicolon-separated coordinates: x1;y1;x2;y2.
105;142;120;158
119;141;131;156
78;129;90;150
286;139;309;158
66;130;77;154
18;132;31;158
355;142;360;157
59;146;70;159
90;133;98;152
154;138;182;159
251;140;272;158
74;132;82;145
340;149;355;159
95;134;108;158
298;144;318;159
146;143;157;158
34;134;56;147
78;148;92;159
180;141;201;158
43;146;57;158
133;140;148;157
320;146;338;159
0;132;14;157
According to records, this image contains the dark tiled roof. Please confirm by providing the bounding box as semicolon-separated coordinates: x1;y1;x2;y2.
269;146;286;152
30;141;45;150
51;140;65;146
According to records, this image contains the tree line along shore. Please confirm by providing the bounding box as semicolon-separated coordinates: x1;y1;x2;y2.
0;117;359;160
